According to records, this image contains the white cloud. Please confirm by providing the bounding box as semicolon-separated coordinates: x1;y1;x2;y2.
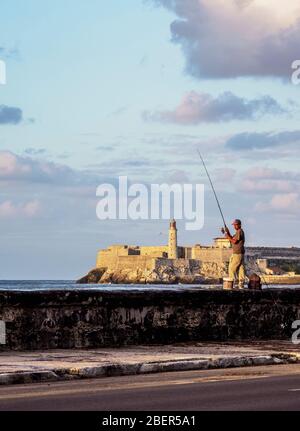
242;179;294;193
239;166;300;193
0;151;96;185
153;0;300;78
255;192;300;214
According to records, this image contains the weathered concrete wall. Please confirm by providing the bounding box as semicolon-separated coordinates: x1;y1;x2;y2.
0;289;299;351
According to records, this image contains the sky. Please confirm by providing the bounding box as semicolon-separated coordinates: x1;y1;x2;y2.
1;0;300;279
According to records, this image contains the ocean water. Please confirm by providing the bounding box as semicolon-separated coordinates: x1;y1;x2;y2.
0;280;219;291
0;280;299;291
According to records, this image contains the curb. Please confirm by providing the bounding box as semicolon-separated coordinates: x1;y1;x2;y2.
0;371;59;385
0;354;298;386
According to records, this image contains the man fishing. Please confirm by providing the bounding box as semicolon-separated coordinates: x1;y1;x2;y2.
222;219;245;289
197;151;246;289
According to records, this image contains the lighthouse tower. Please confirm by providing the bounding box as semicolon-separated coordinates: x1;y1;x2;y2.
168;219;178;259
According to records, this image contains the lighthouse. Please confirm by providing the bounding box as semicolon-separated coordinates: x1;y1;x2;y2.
168;219;178;259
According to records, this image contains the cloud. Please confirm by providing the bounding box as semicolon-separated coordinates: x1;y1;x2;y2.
123;160;150;167
24;148;47;156
243;167;300;181
86;157;156;177
152;0;300;79
255;193;300;214
143;91;283;124
214;168;236;182
238;166;300;195
0;200;41;218
0;105;23;125
0;46;20;59
0;151;96;185
226;130;300;150
95;145;115;152
167;169;190;183
241;179;296;193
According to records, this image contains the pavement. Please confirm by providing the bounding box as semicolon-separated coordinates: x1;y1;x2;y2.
0;341;300;386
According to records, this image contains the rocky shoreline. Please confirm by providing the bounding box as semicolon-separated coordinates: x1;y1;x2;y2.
77;266;223;285
77;267;300;285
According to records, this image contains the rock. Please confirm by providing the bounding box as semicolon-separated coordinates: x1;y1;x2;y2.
76;268;106;284
77;260;227;285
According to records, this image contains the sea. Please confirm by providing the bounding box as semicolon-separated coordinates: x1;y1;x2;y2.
0;280;299;291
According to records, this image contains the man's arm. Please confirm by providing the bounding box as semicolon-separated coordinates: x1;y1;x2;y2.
225;227;239;244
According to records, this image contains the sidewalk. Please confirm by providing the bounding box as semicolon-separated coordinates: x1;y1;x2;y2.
0;341;299;385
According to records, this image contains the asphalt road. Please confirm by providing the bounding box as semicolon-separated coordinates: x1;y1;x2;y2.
1;364;300;411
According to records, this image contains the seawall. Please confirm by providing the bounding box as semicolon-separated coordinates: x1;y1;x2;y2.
0;289;299;350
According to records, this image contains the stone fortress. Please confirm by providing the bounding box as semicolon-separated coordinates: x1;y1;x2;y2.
78;220;300;284
94;219;232;284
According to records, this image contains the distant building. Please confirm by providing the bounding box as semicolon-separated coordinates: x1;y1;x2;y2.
96;222;300;277
96;219;233;271
168;219;178;259
213;238;232;249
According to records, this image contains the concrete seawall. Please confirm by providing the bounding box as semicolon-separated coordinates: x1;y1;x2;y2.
0;289;299;350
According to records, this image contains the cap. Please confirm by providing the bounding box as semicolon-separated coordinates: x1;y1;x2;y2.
231;219;242;226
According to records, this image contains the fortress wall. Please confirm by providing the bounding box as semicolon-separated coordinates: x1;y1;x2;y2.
97;245;141;268
116;256;156;271
97;246;231;274
96;251;118;269
192;248;232;264
1;289;299;350
97;245;300;269
113;246;135;257
140;246;168;257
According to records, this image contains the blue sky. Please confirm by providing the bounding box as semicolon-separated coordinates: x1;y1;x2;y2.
1;0;300;279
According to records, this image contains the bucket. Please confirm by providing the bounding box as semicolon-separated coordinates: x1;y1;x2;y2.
223;277;234;290
248;273;262;290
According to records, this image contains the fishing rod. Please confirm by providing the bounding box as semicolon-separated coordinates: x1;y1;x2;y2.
197;149;227;229
197;150;287;324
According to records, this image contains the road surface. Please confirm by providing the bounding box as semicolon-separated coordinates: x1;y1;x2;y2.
1;364;300;410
